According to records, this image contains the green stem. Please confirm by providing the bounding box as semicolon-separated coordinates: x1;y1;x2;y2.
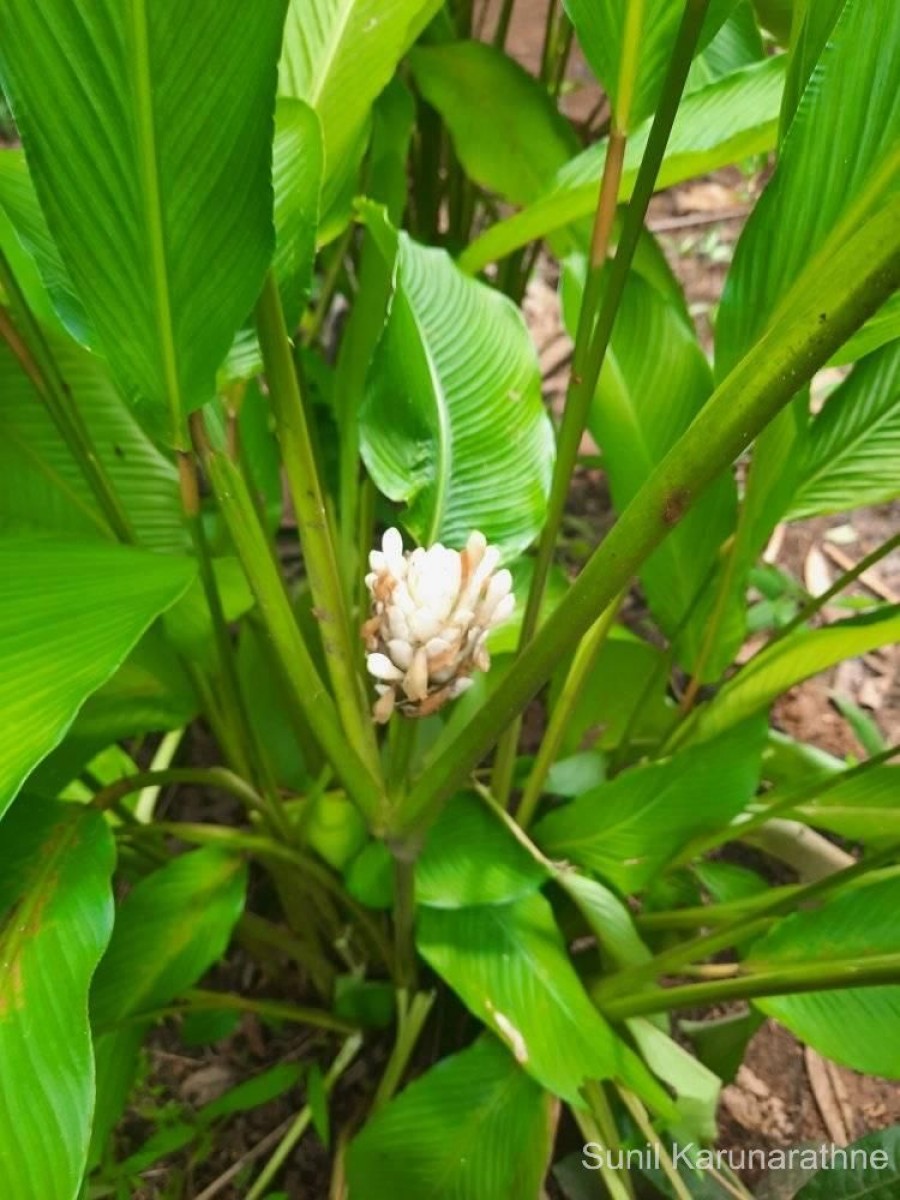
493;0;712;805
392;197;900;839
518;0;712;656
255;271;380;780
572;1105;634;1200
92;767;269;816
0;252;134;543
197;436;385;827
370;990;435;1113
595;840;900;1003
245;1035;363;1200
492;0;517;48
392;848;419;991
516;592;622;828
617;1087;692;1200
602;951;900;1020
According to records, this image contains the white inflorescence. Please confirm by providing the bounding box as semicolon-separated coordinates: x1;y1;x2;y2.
362;527;515;723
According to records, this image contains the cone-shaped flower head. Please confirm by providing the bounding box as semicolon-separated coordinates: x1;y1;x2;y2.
363;527;515;722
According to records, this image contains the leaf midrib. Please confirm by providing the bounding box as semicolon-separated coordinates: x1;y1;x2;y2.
126;0;182;443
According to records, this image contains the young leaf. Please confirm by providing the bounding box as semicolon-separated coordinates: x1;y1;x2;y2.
789;341;900;518
0;327;185;551
417;892;672;1112
0;540;194;821
688;608;900;745
408;41;579;206
0;798;115;1200
416;792;548;909
747;875;900;1077
346;1036;556;1200
687;0;764;90
0;0;288;445
358;205;554;559
533;721;766;892
279;0;440;219
91;847;248;1029
461;55;785;272
562;258;737;674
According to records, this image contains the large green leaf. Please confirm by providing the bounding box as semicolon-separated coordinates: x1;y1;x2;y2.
716;0;900;376
747;875;900;1076
563;0;738;129
789;341;900;518
687;608;900;745
358;205;554;558
0;540;194;820
563;259;737;673
408;41;579;206
279;0;439;219
0;327;185;550
417;892;670;1111
533;721;766;892
0;0;287;445
460;56;785;272
89;848;246;1164
416;792;548;908
346;1036;555;1200
795;1125;900;1199
0;798;115;1200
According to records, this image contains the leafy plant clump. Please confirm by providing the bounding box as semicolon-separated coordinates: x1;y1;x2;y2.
1;0;899;1196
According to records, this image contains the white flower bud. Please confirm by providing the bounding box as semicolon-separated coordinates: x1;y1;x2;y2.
362;527;515;722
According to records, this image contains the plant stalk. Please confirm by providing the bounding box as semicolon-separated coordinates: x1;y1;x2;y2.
196;437;385;826
602;951;900;1019
516;592;622;828
255;271;380;779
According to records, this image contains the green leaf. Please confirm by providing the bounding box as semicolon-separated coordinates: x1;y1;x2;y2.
0;148;87;339
563;0;738;130
716;0;900;376
626;1018;721;1142
558;870;652;969
417;792;548;908
0;0;287;445
563;258;737;673
747;875;900;1076
460;55;784;273
795;1125;900;1198
0;798;114;1200
417;892;671;1111
534;721;766;892
346;1036;555;1200
279;0;440;220
795;765;900;847
0;540;193;820
408;41;579;206
779;0;845;133
789;342;900;518
0;326;185;550
688;608;900;745
91;847;247;1028
358;205;554;558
